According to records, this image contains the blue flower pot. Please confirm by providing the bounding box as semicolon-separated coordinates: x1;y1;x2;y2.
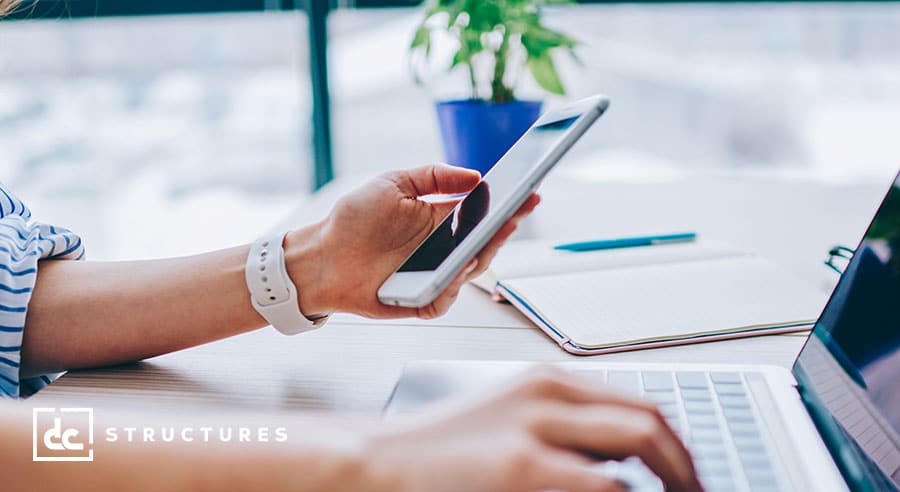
435;99;542;176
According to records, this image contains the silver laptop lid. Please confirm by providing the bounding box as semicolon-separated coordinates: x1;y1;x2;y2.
793;172;900;491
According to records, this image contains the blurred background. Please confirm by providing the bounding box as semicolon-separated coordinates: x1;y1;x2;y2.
1;0;899;260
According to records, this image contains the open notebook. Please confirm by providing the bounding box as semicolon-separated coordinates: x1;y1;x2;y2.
472;240;826;354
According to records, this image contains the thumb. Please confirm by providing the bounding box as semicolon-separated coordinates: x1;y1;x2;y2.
391;164;481;197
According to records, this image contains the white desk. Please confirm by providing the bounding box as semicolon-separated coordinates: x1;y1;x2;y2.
35;171;887;415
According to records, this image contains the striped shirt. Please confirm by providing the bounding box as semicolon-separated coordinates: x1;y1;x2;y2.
0;183;84;398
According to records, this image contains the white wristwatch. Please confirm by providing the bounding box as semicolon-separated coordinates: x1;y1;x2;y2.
245;231;329;335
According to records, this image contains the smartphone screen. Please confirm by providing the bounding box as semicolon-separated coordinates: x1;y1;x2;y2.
398;115;580;272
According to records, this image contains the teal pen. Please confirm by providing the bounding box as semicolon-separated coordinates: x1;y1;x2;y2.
554;233;697;252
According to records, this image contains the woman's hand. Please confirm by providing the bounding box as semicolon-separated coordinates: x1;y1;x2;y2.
362;367;702;492
2;369;698;492
21;163;536;375
285;164;540;319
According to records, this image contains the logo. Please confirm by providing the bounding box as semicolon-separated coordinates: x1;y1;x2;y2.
33;408;94;462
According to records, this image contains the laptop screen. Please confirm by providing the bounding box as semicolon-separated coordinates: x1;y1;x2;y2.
794;173;900;488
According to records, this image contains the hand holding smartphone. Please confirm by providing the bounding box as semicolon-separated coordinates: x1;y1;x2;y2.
378;95;610;307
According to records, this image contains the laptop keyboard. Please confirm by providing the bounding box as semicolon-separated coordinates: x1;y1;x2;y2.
574;369;781;492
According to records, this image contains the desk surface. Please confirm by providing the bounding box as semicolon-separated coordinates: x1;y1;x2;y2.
35;171;887;414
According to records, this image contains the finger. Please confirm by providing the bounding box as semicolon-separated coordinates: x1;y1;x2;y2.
472;192;540;261
369;304;421;319
529;449;629;492
533;405;699;492
514;193;541;218
374;260;471;319
468;193;539;272
471;221;518;278
391;164;481;197
417;259;477;319
524;370;664;415
512;364;692;478
496;192;541;226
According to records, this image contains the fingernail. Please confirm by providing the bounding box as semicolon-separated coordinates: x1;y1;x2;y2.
464;259;478;274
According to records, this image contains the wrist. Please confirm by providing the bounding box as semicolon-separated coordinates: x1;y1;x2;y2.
359;430;410;492
283;223;333;316
279;429;376;492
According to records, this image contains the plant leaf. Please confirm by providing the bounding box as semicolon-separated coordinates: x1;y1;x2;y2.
469;1;502;32
451;31;482;69
414;0;577;98
526;53;566;95
520;34;541;59
410;25;430;50
450;50;467;69
524;24;577;49
447;8;462;28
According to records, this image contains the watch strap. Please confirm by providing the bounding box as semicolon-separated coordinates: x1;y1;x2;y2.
245;231;328;335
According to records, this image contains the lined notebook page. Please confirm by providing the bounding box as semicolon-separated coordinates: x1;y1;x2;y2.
500;256;826;349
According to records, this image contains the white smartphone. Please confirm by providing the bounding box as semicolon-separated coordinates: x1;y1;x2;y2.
378;94;610;308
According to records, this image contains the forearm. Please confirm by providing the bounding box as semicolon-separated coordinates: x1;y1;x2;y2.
20;222;330;377
15;224;300;380
20;243;263;376
0;403;382;492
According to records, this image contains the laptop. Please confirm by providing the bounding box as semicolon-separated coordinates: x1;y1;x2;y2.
385;172;900;492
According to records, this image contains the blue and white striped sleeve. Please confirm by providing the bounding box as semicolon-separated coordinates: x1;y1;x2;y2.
0;183;84;398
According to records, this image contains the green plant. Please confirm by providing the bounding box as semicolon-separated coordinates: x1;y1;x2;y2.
410;0;579;104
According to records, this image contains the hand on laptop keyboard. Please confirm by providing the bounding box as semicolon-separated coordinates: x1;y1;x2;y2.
579;368;782;492
365;367;702;492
